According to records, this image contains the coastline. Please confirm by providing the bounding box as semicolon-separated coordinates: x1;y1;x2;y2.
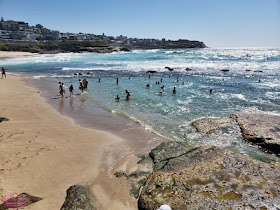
0;75;166;209
0;51;38;60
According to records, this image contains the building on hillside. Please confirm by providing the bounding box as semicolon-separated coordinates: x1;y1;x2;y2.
60;33;69;41
18;22;29;31
29;26;41;34
0;30;11;39
41;27;51;34
52;30;60;40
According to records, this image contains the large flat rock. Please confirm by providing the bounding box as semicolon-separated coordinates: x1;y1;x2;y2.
192;117;234;134
138;145;280;210
231;112;280;155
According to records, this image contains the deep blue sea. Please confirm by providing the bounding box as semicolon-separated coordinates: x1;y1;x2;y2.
2;48;280;162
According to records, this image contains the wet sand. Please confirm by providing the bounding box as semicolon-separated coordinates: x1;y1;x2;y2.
0;75;167;209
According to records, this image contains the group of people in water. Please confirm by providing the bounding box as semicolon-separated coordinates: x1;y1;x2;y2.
58;78;88;97
57;74;214;100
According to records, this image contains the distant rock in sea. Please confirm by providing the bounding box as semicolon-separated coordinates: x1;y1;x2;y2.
165;67;174;71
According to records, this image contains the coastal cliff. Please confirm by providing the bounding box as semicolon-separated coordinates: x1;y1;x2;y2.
0;39;206;54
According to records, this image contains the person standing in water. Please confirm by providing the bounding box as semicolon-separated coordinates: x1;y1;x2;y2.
1;67;6;79
69;84;74;97
79;79;84;93
173;87;176;94
125;90;130;100
116;77;119;85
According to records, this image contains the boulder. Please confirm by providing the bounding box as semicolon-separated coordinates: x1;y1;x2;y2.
230;112;280;155
192;117;234;134
60;185;98;210
138;145;280;210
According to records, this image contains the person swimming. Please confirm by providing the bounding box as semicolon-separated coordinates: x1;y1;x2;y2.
146;83;150;87
173;87;176;94
115;95;120;101
209;89;213;94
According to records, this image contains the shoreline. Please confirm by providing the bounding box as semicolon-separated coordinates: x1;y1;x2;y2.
0;51;38;60
0;75;166;209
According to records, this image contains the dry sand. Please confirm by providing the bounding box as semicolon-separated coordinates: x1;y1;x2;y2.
0;51;37;60
0;75;152;209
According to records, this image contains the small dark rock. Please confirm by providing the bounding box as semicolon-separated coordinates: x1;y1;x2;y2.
165;67;174;71
0;117;9;123
146;70;157;74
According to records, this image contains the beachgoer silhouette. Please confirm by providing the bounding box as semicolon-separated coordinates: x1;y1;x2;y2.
98;78;101;82
115;95;120;101
209;89;213;94
116;77;119;85
83;79;88;89
69;84;74;97
1;67;6;79
59;82;63;96
146;83;150;87
173;87;176;94
79;79;84;93
125;90;130;100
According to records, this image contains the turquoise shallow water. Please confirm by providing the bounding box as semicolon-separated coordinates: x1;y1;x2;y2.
2;48;280;162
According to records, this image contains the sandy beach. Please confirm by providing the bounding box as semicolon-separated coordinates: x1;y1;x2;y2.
0;51;37;60
0;74;161;209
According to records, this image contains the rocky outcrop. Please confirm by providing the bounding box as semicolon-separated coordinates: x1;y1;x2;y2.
138;144;280;210
60;185;98;210
0;193;42;209
192;117;234;134
230;112;280;155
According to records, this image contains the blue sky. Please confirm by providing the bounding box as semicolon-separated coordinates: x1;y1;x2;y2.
0;0;279;47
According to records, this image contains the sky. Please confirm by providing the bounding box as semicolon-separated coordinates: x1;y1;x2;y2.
0;0;279;47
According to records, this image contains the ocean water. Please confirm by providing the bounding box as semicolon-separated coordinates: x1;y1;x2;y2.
2;47;280;162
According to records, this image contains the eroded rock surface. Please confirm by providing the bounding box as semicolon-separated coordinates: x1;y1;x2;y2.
60;185;98;210
192;117;234;134
138;145;280;210
0;193;42;209
231;112;280;155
